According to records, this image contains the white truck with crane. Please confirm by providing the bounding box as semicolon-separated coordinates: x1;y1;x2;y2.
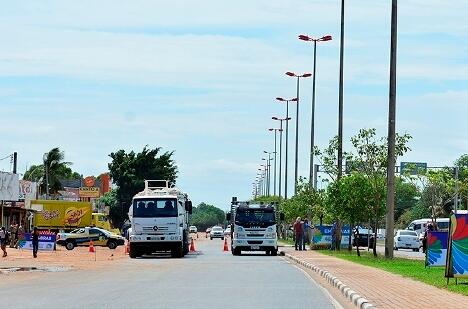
226;197;283;256
127;180;192;258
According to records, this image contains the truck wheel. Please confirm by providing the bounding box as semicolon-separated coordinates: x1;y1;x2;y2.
210;237;213;240
129;245;138;259
271;249;278;256
232;248;241;256
171;245;183;258
107;240;117;250
65;241;75;250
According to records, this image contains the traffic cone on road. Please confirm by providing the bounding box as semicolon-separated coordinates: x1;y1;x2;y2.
89;240;95;253
125;241;130;255
190;239;196;252
223;238;229;252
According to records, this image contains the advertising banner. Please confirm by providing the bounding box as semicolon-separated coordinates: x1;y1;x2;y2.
32;200;92;228
19;232;56;251
313;225;351;248
19;180;37;200
426;231;448;267
445;211;468;278
0;172;19;201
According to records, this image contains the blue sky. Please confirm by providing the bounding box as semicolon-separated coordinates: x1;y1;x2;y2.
0;1;467;210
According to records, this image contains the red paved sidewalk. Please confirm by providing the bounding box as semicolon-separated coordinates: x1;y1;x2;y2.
284;248;467;309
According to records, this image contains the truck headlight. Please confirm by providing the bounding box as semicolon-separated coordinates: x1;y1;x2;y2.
267;227;274;232
236;233;247;238
266;232;276;239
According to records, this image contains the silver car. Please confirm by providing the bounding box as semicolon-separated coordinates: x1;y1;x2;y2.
210;226;224;240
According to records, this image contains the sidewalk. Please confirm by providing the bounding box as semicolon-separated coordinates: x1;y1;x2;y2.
283;248;467;309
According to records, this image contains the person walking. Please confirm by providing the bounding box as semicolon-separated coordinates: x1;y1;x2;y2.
302;219;311;250
422;223;434;254
330;221;337;251
15;224;25;248
32;227;40;258
0;227;7;257
293;217;303;251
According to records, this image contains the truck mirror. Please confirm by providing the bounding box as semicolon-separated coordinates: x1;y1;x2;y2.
185;201;193;214
226;213;231;221
280;213;285;221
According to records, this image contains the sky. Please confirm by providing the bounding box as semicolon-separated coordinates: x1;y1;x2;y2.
0;1;467;210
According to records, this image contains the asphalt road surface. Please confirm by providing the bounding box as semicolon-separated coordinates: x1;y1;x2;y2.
1;239;340;309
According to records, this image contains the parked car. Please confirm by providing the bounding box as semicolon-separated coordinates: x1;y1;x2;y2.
189;226;198;233
57;227;125;250
224;226;231;236
210;226;224;240
205;227;211;238
394;230;419;251
353;227;375;248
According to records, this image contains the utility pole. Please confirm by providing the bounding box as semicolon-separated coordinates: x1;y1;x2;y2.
385;0;398;259
455;166;459;214
337;0;345;180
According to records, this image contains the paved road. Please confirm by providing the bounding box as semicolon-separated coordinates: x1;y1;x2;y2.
1;239;340;309
375;244;425;259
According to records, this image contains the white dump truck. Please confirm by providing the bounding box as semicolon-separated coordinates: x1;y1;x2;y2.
226;197;283;256
127;180;192;258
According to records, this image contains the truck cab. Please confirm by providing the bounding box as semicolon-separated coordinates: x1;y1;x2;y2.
91;213;120;234
227;198;283;256
127;180;192;258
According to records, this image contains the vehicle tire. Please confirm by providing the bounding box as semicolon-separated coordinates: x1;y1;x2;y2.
221;237;224;240
107;240;117;250
394;246;398;251
271;249;278;256
266;250;271;256
171;244;183;258
65;241;75;250
232;248;241;256
129;246;138;259
210;237;213;240
413;248;418;252
183;232;189;255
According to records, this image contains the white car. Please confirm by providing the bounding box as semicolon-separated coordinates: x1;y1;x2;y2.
189;226;198;233
394;230;419;251
210;226;224;240
224;226;231;236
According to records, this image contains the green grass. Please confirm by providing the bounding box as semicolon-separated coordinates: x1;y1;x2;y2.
317;249;468;296
278;239;294;246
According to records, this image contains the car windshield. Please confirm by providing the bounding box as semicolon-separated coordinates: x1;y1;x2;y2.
400;231;417;236
235;208;275;224
212;227;223;231
133;198;178;218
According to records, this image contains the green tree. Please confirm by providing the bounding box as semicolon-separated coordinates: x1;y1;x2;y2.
108;146;178;227
395;177;420;222
190;203;226;231
23;147;79;195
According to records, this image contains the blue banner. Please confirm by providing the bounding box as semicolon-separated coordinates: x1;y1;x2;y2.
19;233;56;251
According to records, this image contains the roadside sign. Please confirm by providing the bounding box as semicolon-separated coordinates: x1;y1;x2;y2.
79;186;100;198
400;162;427;175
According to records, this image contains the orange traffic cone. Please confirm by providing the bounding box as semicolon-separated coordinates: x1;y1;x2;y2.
223;238;229;252
89;240;95;253
190;239;196;252
125;241;130;255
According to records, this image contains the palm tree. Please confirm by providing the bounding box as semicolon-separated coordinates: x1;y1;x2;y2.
43;147;73;195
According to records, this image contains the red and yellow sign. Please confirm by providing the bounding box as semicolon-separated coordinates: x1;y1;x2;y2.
84;176;95;187
64;207;89;226
79;187;100;198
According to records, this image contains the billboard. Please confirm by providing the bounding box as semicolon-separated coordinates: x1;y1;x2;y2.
445;212;468;278
19;180;37;200
426;231;448;267
0;172;19;201
313;225;351;248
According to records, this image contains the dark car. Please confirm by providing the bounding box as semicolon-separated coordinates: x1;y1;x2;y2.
353;228;375;248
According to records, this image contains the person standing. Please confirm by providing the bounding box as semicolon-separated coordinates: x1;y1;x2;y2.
9;223;17;248
32;227;40;258
293;217;303;251
15;224;24;248
330;221;337;251
302;219;311;250
0;227;7;257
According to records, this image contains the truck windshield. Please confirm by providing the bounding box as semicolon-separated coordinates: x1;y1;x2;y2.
235;209;275;224
133;198;178;218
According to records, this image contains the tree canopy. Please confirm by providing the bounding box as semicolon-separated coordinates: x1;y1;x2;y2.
190;203;226;231
108;146;178;226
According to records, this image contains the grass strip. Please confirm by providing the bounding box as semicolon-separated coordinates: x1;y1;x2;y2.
317;249;468;296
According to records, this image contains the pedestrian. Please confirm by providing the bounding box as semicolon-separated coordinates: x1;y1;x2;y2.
15;224;25;248
32;227;40;258
293;217;303;251
422;223;434;254
9;223;17;248
0;227;7;257
302;219;311;250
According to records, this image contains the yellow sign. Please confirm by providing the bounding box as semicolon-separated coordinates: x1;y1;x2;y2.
79;187;100;198
64;207;89;226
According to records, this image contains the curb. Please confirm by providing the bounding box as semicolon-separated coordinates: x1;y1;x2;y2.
282;252;377;309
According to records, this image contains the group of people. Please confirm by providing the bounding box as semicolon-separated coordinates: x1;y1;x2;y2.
293;217;313;251
0;224;40;258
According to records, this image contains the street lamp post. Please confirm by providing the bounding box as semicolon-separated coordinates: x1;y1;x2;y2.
285;72;312;194
269;128;282;197
264;151;273;196
276;97;297;200
272;116;291;200
298;34;332;188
